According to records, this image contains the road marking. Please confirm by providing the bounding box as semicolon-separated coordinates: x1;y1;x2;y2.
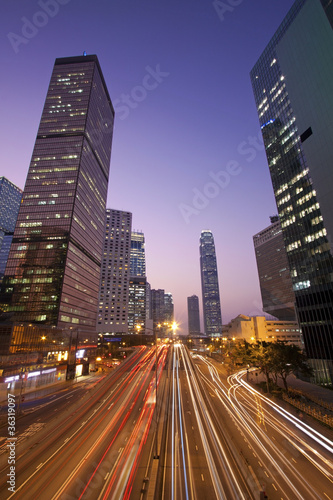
248;466;261;490
258;461;262;467
291;458;297;463
201;474;204;481
36;463;43;469
264;470;269;478
323;493;331;500
272;483;277;491
104;472;109;481
195;445;198;451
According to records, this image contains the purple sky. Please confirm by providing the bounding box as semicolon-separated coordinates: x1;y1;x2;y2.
1;0;295;335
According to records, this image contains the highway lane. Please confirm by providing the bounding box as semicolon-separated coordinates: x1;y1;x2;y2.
193;353;333;500
159;344;252;500
0;346;163;500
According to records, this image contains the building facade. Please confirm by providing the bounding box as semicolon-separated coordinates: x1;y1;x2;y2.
253;216;297;321
223;314;303;349
200;230;222;336
130;231;146;277
0;177;22;283
1;55;114;333
164;292;174;323
128;231;147;334
187;295;201;335
250;0;333;382
128;276;147;334
151;289;165;332
97;209;132;334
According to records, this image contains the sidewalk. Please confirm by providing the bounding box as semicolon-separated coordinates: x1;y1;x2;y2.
249;371;333;405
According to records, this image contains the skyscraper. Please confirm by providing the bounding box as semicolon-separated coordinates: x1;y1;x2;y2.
128;231;147;333
130;231;146;277
0;177;22;282
2;55;114;332
251;0;333;382
151;288;165;332
187;295;201;335
97;209;132;334
164;292;174;323
200;230;222;336
128;276;147;334
253;216;297;321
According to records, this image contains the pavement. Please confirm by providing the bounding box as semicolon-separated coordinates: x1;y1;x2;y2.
248;371;333;405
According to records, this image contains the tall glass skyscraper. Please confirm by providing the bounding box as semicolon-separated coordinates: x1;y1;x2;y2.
130;232;146;277
251;0;333;382
0;177;22;282
200;230;222;336
187;295;201;335
2;55;114;332
253;217;296;321
128;231;146;333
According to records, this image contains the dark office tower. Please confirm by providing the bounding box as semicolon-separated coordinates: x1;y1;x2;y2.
146;281;152;321
0;177;22;282
251;0;333;382
130;232;146;277
200;230;222;336
2;55;114;332
128;276;147;334
164;292;174;323
151;289;165;331
97;209;132;334
187;295;200;335
253;217;297;321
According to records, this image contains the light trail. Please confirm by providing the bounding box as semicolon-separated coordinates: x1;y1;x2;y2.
181;346;246;500
194;354;332;499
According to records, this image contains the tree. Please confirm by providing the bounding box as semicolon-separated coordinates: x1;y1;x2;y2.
270;341;312;392
234;340;312;393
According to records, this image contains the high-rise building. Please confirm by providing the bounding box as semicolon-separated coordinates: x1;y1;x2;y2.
151;288;165;332
0;177;23;234
128;276;147;334
128;231;147;333
130;231;146;277
187;295;201;335
200;230;222;336
253;216;297;321
164;292;174;323
1;55;114;332
97;209;132;334
250;0;333;382
0;177;22;283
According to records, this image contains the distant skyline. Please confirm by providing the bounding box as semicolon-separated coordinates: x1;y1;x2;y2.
0;0;296;334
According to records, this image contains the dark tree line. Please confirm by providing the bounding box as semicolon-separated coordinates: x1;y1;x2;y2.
234;341;313;392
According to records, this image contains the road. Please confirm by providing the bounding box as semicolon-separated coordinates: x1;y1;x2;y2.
0;346;168;500
191;353;333;500
1;344;332;499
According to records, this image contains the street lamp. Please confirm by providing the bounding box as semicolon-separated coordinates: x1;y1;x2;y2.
171;321;178;337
